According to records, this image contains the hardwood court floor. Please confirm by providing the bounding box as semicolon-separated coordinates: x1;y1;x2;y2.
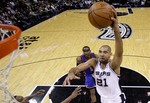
0;8;150;103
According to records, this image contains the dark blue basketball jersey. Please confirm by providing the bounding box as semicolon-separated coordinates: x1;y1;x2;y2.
81;53;96;87
81;53;95;75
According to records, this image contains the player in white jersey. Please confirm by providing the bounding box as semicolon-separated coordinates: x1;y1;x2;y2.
94;60;125;103
63;7;126;103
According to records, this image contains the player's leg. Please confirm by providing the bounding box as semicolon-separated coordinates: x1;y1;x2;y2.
89;88;97;103
85;75;96;103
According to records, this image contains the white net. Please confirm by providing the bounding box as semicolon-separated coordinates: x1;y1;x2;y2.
0;50;19;103
0;27;23;103
0;28;14;40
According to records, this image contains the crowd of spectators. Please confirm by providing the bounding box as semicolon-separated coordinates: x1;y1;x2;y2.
0;0;94;30
0;0;149;31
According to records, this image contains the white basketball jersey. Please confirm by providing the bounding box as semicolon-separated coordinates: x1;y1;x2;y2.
94;59;122;99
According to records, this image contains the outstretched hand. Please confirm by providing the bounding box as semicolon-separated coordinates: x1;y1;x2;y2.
70;87;82;98
63;73;80;85
110;6;119;30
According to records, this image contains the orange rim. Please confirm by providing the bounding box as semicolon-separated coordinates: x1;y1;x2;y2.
0;24;22;59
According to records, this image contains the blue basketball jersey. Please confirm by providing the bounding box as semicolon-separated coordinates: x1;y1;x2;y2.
81;53;96;87
81;53;95;75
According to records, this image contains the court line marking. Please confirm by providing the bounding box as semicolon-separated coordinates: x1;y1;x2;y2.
12;55;150;68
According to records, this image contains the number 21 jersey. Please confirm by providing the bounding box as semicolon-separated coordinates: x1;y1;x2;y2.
94;59;122;99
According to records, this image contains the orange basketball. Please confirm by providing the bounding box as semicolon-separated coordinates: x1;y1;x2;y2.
88;2;115;29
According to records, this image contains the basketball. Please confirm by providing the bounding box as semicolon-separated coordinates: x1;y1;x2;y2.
88;2;115;29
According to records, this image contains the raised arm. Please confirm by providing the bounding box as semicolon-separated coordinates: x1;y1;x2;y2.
61;87;81;103
110;9;123;74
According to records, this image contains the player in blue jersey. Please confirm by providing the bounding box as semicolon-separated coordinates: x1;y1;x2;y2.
76;46;98;103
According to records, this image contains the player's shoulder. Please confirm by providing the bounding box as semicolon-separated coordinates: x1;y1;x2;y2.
93;53;99;58
76;55;82;61
91;52;98;57
89;58;98;63
88;58;98;67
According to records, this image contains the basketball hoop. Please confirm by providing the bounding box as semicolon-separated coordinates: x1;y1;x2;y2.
0;24;21;59
0;24;22;103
